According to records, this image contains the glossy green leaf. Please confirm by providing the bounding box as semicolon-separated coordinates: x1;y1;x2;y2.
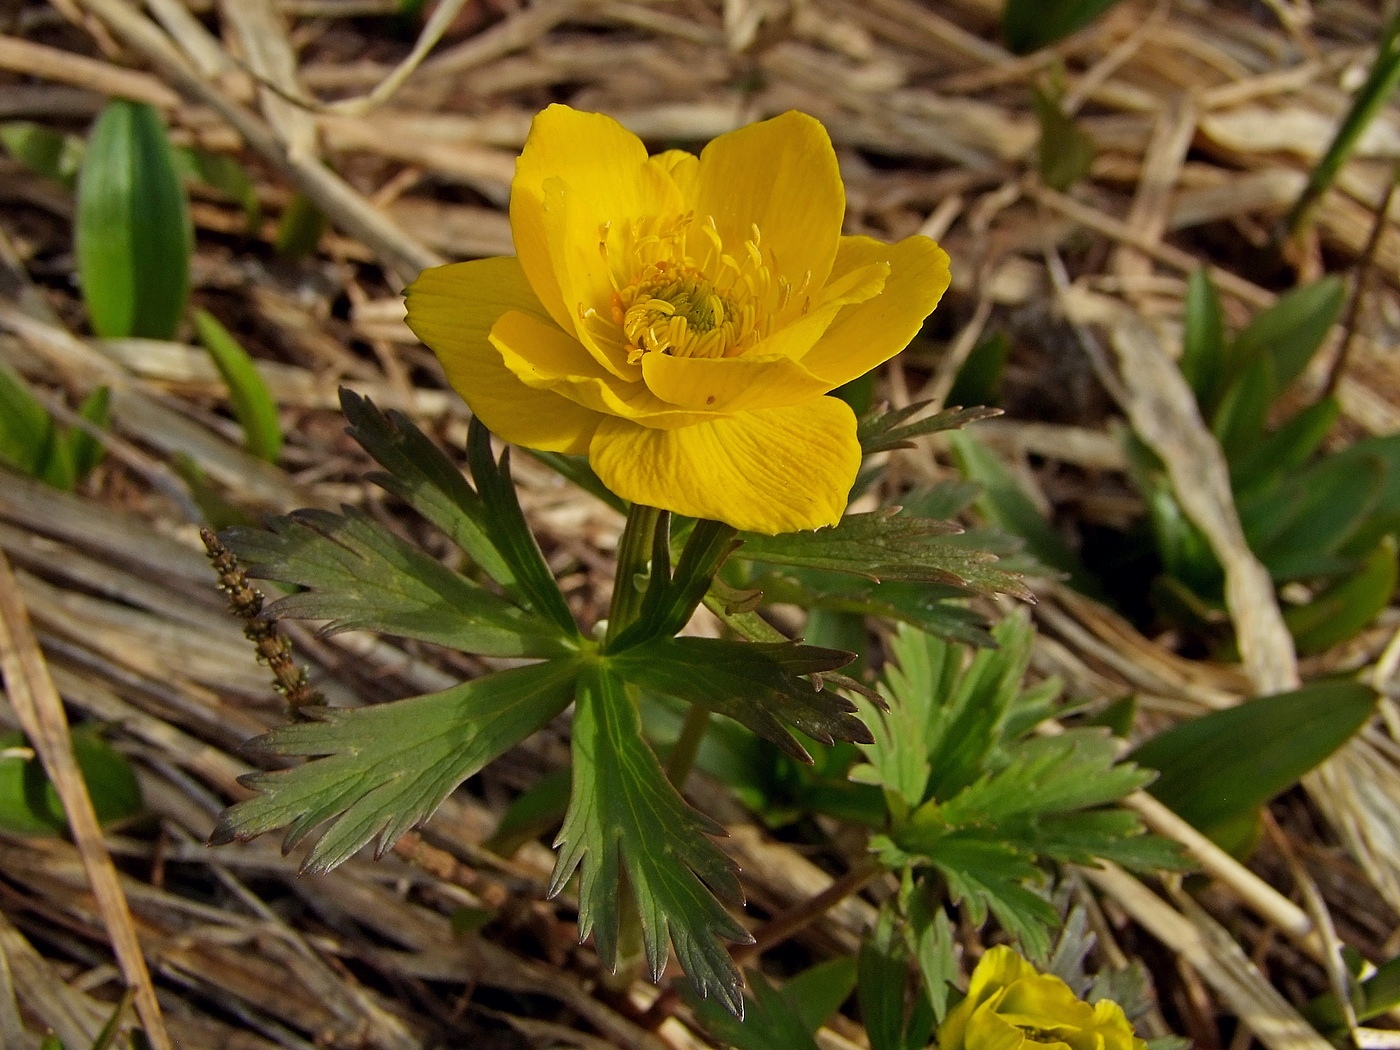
76;99;191;339
611;636;865;763
1286;537;1397;655
1224;277;1345;398
0;121;83;185
212;659;580;872
1032;85;1095;191
223;507;574;658
1180;268;1225;411
552;663;750;1015
947;431;1097;597
1003;0;1122;53
0;729;141;835
193;309;282;462
1132;680;1378;843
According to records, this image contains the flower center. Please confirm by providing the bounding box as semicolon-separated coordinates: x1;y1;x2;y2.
583;213;810;367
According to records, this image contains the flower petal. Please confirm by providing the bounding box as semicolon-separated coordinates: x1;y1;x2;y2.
694;111;845;296
650;148;700;201
755;259;888;362
589;398;859;534
641;352;829;411
798;234;951;386
405;258;602;453
491;309;712;428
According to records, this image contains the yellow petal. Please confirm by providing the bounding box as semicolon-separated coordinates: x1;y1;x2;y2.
964;1010;1032;1050
510;106;681;344
490;309;712;428
694;111;845;295
965;948;1040;1014
405;259;602;453
798;234;951;385
641;352;830;411
755;259;888;362
650;148;700;201
589;399;859;534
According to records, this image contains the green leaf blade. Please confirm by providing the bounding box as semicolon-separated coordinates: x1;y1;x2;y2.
194;309;283;462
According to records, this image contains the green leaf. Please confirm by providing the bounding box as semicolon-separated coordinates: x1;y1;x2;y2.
0;360;73;489
1132;680;1378;844
787;956;859;1034
0;728;141;835
527;450;628;513
1181;269;1225;412
552;663;750;1014
339;390;517;593
76;99;191;339
0;121;84;186
1211;355;1272;461
1003;0;1122;53
484;766;570;857
68;385;111;480
1224;277;1345;399
859;401;1001;456
224;507;573;658
609;518;741;651
177;146;261;231
861;905;935;1050
466;418;579;635
906;895;958;1023
684;968;822;1050
741;507;1029;598
212;659;579;872
1242;452;1383;580
611;636;866;763
193;308;283;462
1124;435;1221;595
946;333;1010;410
274;192;326;258
1031;85;1095;192
1285;536;1397;654
1306;950;1400;1031
1231;394;1339;495
947;431;1097;597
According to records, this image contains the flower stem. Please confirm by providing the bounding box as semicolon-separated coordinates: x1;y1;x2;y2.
664;703;710;787
606;503;661;645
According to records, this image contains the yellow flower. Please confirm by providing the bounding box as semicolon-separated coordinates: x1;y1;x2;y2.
405;105;950;534
939;947;1148;1050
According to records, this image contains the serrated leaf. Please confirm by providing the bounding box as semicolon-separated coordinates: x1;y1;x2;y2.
611;636;866;763
552;663;750;1014
193;308;282;462
741;508;1029;598
339;390;515;591
76;99;191;339
859;401;1002;456
212;659;579;872
609;519;741;651
684;968;822;1050
1132;680;1378;844
1003;0;1122;52
224;507;573;658
1181;268;1225;411
947;431;1096;597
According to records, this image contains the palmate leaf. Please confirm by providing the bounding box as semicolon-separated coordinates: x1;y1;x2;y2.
224;508;574;658
611;636;868;763
741;509;1030;599
212;659;579;872
552;663;752;1015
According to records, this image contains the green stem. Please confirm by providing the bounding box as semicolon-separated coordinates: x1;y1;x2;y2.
664;703;711;787
606;503;661;646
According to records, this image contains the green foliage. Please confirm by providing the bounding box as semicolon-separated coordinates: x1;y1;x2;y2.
76;99;191;339
275;192;327;258
0;362;110;490
0;729;142;835
855;615;1181;957
212;659;581;872
858;400;1001;456
1131;680;1377;852
1032;84;1095;191
176;146;261;231
1;121;84;185
192;308;282;462
686;959;857;1049
1306;950;1400;1032
946;333;1010;410
860;904;937;1050
1003;0;1123;53
552;662;751;1014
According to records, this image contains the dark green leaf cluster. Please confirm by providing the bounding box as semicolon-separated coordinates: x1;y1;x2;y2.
854;614;1181;957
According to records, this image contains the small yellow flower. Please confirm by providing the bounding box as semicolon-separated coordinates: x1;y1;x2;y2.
405;105;950;534
939;947;1148;1050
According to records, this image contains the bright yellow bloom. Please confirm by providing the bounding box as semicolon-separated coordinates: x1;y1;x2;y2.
405;105;950;534
939;947;1148;1050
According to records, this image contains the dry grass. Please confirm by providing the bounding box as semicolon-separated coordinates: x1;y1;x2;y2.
2;0;1400;1046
